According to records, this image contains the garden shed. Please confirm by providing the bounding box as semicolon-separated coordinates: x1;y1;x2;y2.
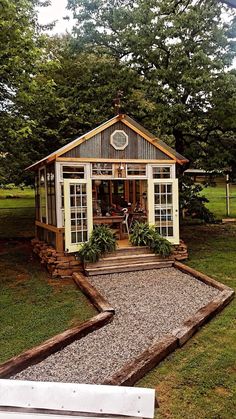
28;114;188;254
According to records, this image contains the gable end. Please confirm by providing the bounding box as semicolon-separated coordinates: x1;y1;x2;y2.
61;121;171;160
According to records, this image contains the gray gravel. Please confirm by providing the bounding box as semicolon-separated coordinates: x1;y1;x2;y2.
13;268;219;384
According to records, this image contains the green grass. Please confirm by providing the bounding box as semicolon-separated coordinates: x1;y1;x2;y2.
0;186;34;199
0;187;35;238
138;224;236;418
0;240;96;363
201;184;236;219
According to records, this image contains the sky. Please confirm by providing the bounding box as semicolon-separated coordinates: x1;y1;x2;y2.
38;0;236;66
37;0;75;34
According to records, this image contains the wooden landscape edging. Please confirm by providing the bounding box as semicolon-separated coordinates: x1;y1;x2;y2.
99;263;234;387
0;312;113;379
1;264;234;390
173;261;232;291
172;261;235;346
72;272;115;313
0;269;116;379
103;335;178;387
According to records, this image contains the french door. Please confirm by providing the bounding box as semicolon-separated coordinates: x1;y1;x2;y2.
64;179;93;252
148;179;179;244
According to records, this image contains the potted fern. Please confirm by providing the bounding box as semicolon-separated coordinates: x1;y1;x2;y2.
77;225;117;264
130;222;172;258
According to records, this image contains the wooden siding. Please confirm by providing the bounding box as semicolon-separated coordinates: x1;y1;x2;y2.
61;122;170;160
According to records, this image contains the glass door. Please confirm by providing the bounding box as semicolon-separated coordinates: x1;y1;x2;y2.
148;178;179;244
64;179;93;252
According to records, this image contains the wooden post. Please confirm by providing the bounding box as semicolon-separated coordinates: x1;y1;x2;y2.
56;230;64;252
226;173;230;217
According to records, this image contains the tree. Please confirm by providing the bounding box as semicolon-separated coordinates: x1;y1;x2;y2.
0;0;48;184
67;0;236;168
1;29;148;184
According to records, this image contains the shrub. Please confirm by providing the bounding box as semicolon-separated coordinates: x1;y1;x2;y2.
130;222;153;246
179;176;215;223
91;225;117;254
77;241;101;263
77;225;117;263
130;222;172;257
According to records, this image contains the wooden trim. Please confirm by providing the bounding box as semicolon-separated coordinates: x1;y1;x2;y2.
55;116;120;159
73;272;115;313
28;114;188;170
172;289;234;346
56;157;176;164
122;119;185;165
103;335;178;386
35;220;64;234
0;312;113;379
56;230;64;252
174;262;232;291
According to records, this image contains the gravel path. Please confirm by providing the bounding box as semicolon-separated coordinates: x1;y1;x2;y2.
13;268;219;384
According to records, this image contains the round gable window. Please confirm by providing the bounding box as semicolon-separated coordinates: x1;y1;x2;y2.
110;130;128;150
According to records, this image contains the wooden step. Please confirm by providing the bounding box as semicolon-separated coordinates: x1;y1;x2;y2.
102;253;161;261
85;261;174;276
110;246;150;256
86;254;173;269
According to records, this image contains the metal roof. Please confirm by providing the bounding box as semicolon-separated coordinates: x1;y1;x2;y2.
27;114;188;170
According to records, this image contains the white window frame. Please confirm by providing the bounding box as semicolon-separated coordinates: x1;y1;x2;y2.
91;162;114;178
126;163;147;179
110;130;129;150
59;162;88;181
64;178;93;253
55;162;90;228
39;166;48;224
148;177;179;244
148;164;175;180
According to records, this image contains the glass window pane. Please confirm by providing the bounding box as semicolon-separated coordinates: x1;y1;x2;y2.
63;166;84;179
71;232;77;243
127;164;146;176
92;163;113;176
69;182;89;245
154;181;174;238
153;166;171;179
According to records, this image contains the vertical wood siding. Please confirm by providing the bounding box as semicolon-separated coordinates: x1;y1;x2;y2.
61;122;170;160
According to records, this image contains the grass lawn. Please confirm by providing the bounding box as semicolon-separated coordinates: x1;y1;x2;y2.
138;224;236;419
201;184;236;219
0;186;34;199
0;187;35;238
0;239;96;363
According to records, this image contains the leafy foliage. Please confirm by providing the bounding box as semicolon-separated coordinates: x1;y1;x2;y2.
1;0;236;185
77;225;117;263
68;0;236;169
130;222;153;246
90;225;117;254
148;229;173;257
130;222;172;257
180;176;215;223
77;241;101;263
